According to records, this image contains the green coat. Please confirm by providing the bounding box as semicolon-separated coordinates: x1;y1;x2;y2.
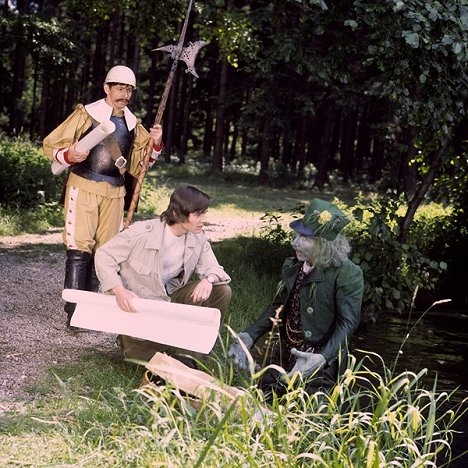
246;257;363;365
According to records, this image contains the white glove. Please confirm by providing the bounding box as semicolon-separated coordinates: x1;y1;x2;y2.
228;332;253;370
287;348;326;379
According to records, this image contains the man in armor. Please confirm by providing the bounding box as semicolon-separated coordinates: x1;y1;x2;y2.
43;65;163;330
228;199;363;399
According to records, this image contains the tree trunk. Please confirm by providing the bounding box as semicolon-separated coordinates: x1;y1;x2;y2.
241;127;248;157
355;104;371;173
213;56;228;171
90;24;109;101
145;54;159;129
296;116;308;181
29;58;39;139
340;103;358;182
369;134;385;182
223;119;230;162
258;117;272;182
229;121;238;161
179;73;194;162
399;134;452;243
314;102;335;188
9;42;27;134
399;126;418;200
329;108;342;167
202;60;217;157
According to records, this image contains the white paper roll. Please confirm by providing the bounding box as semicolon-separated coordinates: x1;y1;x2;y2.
75;120;116;152
51;120;116;175
62;289;221;354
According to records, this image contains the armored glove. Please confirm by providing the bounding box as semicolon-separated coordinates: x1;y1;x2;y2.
228;332;254;370
287;348;326;379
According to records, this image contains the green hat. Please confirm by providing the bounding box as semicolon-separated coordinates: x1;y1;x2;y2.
289;198;350;241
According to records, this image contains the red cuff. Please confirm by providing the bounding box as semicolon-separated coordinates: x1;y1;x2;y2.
153;142;164;152
63;149;72;165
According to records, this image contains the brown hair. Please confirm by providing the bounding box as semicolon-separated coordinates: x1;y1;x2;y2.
160;185;210;225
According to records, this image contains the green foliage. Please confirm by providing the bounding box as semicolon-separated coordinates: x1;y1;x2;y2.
0;195;465;465
355;0;467;138
408;203;455;256
349;196;447;318
0;137;63;208
0;203;63;236
212;237;287;332
197;4;261;67
222;235;292;281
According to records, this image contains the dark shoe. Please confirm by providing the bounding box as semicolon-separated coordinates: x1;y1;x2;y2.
66;310;90;334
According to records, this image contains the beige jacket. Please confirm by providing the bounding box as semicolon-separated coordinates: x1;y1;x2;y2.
95;218;231;301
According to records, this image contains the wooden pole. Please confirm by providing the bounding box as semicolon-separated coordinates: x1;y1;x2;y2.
124;0;194;229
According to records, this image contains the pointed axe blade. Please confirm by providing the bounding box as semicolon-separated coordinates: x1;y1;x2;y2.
179;40;207;78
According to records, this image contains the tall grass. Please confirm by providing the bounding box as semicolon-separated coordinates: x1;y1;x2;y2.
1;347;465;466
1;241;466;466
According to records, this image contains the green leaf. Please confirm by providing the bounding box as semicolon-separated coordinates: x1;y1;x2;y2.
453;42;462;54
441;35;453;46
392;289;401;299
403;32;420;48
344;20;358;31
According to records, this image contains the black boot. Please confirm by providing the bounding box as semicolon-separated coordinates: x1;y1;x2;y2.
86;255;101;293
64;250;91;330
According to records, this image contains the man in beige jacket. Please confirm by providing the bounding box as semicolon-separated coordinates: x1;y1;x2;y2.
95;185;232;362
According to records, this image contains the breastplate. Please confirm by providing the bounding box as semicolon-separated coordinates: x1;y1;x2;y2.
71;115;133;186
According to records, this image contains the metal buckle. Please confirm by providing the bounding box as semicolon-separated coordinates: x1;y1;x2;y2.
115;156;127;169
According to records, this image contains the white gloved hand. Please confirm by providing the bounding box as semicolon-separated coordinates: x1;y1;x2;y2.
228;332;254;370
287;348;326;379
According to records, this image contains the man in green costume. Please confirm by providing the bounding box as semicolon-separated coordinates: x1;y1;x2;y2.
229;198;363;397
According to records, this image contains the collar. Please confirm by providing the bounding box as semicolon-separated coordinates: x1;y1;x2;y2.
84;98;138;131
144;219;199;250
285;260;324;283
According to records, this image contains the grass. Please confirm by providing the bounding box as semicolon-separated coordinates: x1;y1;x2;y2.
1;346;465;466
1;239;467;466
1;165;466;465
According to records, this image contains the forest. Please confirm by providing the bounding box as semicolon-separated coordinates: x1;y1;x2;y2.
1;0;467;298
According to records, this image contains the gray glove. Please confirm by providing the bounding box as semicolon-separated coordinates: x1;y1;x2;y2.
287;348;326;379
228;332;254;370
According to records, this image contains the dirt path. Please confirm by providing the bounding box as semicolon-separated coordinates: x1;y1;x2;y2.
0;217;261;410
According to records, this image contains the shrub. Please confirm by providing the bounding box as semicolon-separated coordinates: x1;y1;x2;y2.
0;136;64;208
348;196;447;319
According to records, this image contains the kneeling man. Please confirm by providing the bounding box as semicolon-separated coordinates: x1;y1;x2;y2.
95;185;231;362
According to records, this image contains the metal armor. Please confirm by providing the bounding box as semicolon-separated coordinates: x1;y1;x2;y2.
71;115;133;186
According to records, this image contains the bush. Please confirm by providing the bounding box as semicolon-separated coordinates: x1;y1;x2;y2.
348;196;447;319
0;136;64;208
